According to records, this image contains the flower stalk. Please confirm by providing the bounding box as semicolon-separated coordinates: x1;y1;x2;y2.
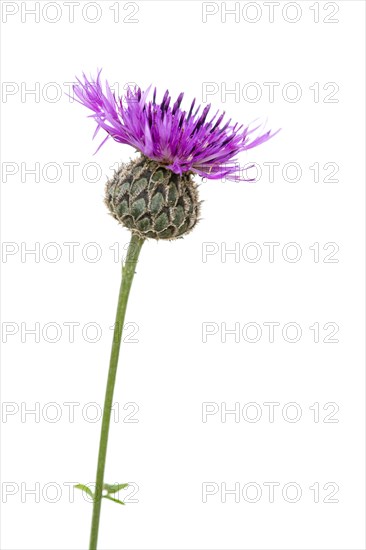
89;233;144;550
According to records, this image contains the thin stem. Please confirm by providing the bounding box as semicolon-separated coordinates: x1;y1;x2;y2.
89;233;144;550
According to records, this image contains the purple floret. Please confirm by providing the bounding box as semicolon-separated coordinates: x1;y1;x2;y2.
73;71;277;181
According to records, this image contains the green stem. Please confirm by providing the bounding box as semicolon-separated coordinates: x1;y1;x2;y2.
89;233;144;550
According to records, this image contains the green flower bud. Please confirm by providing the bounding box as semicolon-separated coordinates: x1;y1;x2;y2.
105;155;201;240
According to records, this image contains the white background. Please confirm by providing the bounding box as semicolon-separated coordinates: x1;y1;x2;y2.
1;1;365;549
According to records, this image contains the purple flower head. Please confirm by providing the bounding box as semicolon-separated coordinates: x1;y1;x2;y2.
73;71;278;181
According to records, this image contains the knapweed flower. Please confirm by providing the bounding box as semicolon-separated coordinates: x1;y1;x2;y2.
72;71;279;550
74;72;276;240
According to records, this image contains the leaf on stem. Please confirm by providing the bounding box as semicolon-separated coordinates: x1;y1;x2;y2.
103;495;126;505
103;483;128;494
74;484;94;499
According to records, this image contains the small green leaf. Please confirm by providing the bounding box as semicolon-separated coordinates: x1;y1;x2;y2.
103;483;128;495
103;495;125;505
74;484;94;499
